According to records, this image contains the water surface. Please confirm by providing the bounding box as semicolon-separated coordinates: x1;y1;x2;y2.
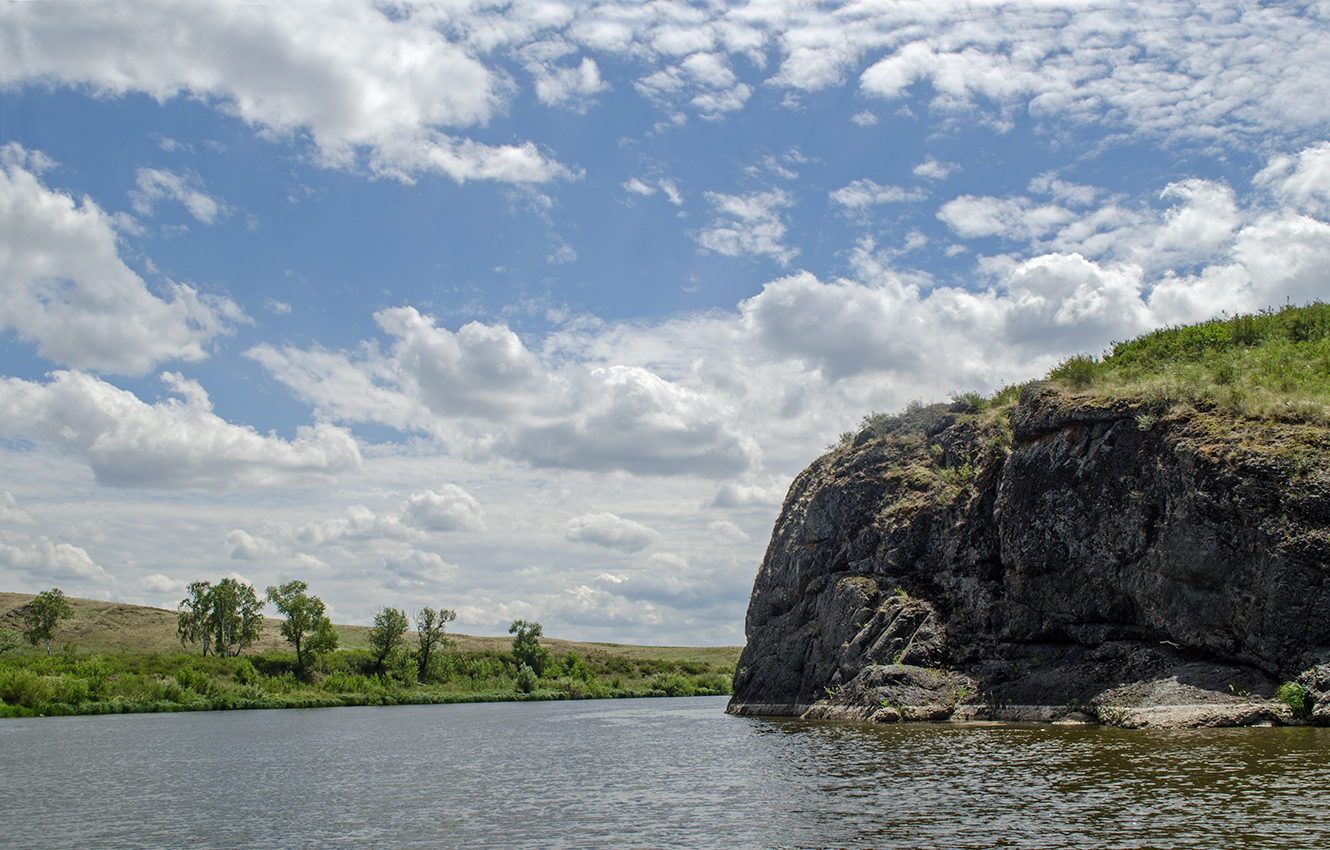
3;696;1326;848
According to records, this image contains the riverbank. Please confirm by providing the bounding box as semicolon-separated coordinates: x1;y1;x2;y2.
0;592;740;719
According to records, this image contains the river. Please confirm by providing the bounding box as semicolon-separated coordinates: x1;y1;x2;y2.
2;695;1327;848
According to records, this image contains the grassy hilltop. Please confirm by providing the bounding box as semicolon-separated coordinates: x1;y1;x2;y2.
0;592;740;718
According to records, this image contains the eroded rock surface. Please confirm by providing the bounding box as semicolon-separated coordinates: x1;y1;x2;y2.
728;385;1330;728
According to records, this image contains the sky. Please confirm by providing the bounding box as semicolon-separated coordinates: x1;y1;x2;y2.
2;0;1330;646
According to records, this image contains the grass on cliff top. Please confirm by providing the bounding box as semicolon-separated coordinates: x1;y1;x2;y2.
1045;302;1330;422
836;302;1330;454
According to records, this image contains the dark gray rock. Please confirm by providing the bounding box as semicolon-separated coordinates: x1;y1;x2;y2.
728;384;1330;727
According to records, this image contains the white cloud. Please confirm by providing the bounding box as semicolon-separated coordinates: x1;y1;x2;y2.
635;51;752;119
383;549;459;589
251;307;759;478
225;529;283;561
695;188;798;264
623;177;656;196
708;519;749;542
914;156;957;181
1255;142;1330;216
139;573;184;594
0;145;244;374
855;3;1330;144
937;194;1075;241
0;1;567;184
0;371;362;489
530;56;610;110
830;179;928;213
711;480;787;508
0;492;34;525
0;536;113;584
851;110;879;126
402;485;486;533
130;167;225;224
565;511;658;553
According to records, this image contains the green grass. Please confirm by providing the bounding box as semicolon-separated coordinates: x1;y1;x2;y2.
833;302;1330;459
1046;302;1330;422
0;592;740;718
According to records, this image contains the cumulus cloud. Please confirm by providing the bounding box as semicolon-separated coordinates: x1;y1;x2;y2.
1255;142;1330;216
130;167;225;224
711;480;787;508
530;55;610;110
0;536;113;584
402;485;486;532
0;492;34;525
937;195;1074;242
0;370;362;489
0;145;245;374
383;549;459;589
251;307;759;478
0;1;567;183
914;156;957;181
226;529;282;561
635;51;752;119
565;512;658;553
695;189;797;264
708;519;749;542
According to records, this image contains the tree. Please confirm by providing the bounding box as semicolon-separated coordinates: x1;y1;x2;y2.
266;580;338;676
414;606;456;681
367;606;409;675
23;588;73;656
178;581;214;656
178;579;264;657
208;578;264;657
509;619;551;677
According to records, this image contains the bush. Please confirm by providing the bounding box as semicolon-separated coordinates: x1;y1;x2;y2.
1276;682;1310;718
514;664;538;694
0;668;52;710
1049;354;1099;389
651;673;697;697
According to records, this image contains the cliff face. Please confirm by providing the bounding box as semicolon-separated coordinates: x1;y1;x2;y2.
728;384;1330;727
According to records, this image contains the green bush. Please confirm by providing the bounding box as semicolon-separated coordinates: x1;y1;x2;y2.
514;664;538;694
651;673;697;697
1048;353;1099;389
0;668;52;710
1276;682;1310;719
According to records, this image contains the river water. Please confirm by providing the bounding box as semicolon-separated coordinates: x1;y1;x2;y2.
3;695;1327;848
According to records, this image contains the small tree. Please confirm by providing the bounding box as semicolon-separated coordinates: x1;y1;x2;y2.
509;619;551;677
178;579;264;657
178;581;213;656
367;606;410;675
414;606;456;681
23;588;73;656
208;578;264;658
266;580;338;677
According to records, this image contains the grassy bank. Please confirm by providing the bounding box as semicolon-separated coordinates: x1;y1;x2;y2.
0;593;739;719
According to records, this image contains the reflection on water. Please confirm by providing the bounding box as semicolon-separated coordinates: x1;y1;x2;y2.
2;696;1327;848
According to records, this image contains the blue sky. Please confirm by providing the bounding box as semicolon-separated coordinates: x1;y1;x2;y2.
2;0;1330;644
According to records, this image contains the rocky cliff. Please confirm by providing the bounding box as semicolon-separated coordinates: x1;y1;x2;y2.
728;384;1330;728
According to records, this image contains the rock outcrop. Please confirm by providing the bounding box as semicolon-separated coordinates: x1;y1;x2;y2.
727;384;1330;727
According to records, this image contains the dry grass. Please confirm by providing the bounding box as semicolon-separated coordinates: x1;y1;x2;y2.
0;592;740;665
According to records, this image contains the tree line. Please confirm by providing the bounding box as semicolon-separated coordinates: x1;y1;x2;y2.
172;578;457;680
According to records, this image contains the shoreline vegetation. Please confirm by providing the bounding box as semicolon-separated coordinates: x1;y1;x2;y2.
0;591;739;719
